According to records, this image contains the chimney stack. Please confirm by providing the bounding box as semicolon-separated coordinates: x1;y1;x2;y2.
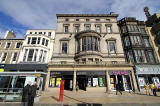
144;6;151;20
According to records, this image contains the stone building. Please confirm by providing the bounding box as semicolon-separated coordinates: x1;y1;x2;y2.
118;17;160;91
0;31;23;64
46;14;138;92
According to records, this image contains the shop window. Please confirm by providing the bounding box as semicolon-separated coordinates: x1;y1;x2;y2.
27;49;34;61
108;41;116;54
6;42;11;48
88;76;105;87
27;37;31;44
16;42;21;48
61;42;68;54
106;25;112;33
49;73;62;87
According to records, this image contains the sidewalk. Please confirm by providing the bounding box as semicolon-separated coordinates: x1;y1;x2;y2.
38;90;160;104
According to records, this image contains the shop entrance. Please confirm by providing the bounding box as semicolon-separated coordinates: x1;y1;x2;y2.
77;75;87;91
117;75;124;91
63;75;73;90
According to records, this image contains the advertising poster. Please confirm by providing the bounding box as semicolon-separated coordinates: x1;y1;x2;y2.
99;77;103;86
138;77;145;87
56;78;61;87
93;78;98;87
88;78;92;87
52;78;55;87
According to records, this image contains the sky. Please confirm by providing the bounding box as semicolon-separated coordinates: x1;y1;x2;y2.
0;0;160;38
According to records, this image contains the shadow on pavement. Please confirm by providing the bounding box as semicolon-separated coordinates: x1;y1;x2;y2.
51;96;59;101
63;94;88;104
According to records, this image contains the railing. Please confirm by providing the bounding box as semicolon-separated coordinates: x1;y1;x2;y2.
0;88;22;102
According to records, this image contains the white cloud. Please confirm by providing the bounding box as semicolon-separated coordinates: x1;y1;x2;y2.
0;0;159;38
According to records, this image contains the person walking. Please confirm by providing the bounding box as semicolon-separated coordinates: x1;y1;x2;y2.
29;81;38;106
151;83;157;96
144;82;150;96
116;81;122;95
21;82;32;106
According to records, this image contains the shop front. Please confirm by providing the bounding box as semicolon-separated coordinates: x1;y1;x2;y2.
0;64;47;101
76;71;106;91
135;65;160;91
108;70;133;91
49;71;74;90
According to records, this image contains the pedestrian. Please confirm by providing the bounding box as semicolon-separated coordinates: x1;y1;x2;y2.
151;83;157;96
144;82;150;96
116;81;122;95
29;81;38;106
21;81;32;106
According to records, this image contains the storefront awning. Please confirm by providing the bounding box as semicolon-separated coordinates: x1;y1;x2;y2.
135;65;160;75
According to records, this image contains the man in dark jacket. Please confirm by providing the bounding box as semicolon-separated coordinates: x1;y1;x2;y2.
29;82;38;106
21;82;32;106
116;81;122;95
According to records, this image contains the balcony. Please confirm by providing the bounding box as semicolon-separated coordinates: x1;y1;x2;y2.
48;61;132;67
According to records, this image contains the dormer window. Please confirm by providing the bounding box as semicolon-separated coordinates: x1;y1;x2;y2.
96;19;100;22
76;19;79;21
86;19;90;22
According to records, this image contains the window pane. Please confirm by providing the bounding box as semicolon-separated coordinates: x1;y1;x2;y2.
34;49;38;62
97;26;101;33
87;37;92;51
62;42;67;54
27;49;34;61
75;26;79;33
148;51;155;63
23;49;28;61
45;40;48;46
12;53;17;61
16;42;21;48
37;37;41;44
109;42;116;53
144;38;150;47
64;26;68;32
6;43;11;48
39;50;43;62
82;37;86;51
27;37;31;44
140;28;146;34
31;37;37;44
2;53;7;61
42;38;45;45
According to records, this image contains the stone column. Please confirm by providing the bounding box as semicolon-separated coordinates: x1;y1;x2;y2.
73;70;77;91
45;70;50;91
106;71;110;93
131;69;138;92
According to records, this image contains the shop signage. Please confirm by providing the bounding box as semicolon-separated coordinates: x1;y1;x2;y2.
0;64;5;72
112;71;128;75
50;71;73;75
77;71;105;75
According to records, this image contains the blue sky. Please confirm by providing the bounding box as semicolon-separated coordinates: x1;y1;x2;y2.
0;0;160;38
